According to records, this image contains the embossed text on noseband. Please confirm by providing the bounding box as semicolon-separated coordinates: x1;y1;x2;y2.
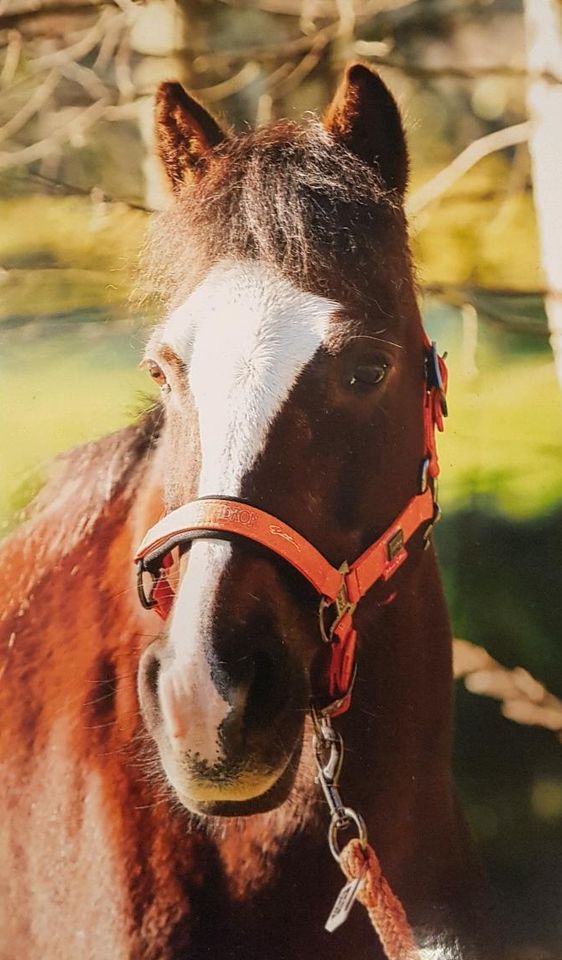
198;502;258;527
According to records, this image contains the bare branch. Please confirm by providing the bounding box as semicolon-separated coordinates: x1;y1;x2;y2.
0;0;116;30
60;59;109;99
262;61;294;94
194;62;261;103
28;7;122;71
0;0;103;13
262;20;341;100
215;0;420;18
216;0;339;16
336;0;356;36
354;50;561;84
0;30;22;86
266;42;324;98
92;8;124;70
193;31;325;70
15;169;151;211
406;122;531;218
0;95;110;169
255;91;273;127
422;281;553;300
113;28;134;102
453;639;562;743
0;67;59;143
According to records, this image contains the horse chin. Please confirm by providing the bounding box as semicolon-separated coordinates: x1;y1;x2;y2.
166;738;303;818
185;762;298;817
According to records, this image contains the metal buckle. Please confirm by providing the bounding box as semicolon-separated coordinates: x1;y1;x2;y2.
386;528;404;562
423;499;442;549
136;560;158;610
318;562;356;644
426;341;449;417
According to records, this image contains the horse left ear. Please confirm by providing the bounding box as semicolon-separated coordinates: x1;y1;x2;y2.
324;63;409;197
155;81;227;192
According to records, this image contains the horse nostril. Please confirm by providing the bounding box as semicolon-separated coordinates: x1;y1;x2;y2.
145;652;161;700
244;649;285;727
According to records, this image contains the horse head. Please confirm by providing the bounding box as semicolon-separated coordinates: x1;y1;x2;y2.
137;65;431;817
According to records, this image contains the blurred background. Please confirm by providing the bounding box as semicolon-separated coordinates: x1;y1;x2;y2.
1;0;561;954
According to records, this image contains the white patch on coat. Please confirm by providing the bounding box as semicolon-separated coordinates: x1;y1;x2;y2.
156;261;340;765
158;541;234;763
163;260;338;495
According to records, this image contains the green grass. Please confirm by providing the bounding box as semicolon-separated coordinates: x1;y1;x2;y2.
0;324;151;532
0;195;146;323
2;317;562;533
2;191;557;528
440;355;562;516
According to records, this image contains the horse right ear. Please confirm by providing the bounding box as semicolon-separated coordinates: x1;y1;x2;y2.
155;82;227;192
324;63;409;197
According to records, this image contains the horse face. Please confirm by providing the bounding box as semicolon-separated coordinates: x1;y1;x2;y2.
138;66;423;816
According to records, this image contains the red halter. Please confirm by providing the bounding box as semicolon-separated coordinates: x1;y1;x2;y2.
134;337;447;716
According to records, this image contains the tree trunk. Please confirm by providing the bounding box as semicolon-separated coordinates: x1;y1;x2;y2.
524;0;562;388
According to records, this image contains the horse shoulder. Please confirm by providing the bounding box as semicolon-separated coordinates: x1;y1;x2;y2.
0;415;216;958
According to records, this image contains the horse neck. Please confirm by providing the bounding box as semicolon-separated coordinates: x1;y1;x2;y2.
216;549;456;894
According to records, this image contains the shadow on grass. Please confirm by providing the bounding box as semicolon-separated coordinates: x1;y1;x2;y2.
436;506;562;952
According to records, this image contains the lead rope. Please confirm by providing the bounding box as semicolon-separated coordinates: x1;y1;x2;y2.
312;710;421;960
339;841;419;960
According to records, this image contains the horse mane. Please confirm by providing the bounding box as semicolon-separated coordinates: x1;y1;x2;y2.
137;117;408;311
0;405;162;601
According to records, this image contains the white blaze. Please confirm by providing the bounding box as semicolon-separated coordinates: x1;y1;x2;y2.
164;260;338;495
156;261;339;762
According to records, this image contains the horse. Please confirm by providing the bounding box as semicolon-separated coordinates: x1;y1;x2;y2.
0;64;503;959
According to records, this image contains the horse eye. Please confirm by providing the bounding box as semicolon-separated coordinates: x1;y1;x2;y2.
145;360;168;388
349;362;389;388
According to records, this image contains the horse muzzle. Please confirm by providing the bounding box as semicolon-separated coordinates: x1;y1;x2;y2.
137;594;308;815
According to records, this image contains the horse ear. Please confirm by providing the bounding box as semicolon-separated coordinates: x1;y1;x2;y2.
324;63;409;197
155;81;227;192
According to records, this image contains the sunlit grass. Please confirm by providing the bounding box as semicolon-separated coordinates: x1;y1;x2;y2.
0;195;146;322
0;325;150;531
2;318;561;533
440;356;562;516
0;190;559;528
410;154;543;292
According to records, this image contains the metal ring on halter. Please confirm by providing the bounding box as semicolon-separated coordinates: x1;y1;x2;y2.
328;807;368;862
419;456;431;494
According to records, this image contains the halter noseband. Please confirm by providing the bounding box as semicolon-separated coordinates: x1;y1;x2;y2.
134;338;448;717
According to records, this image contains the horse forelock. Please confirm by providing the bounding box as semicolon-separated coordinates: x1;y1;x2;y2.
137;118;409;311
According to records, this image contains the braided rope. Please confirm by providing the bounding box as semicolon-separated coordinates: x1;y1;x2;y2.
453;639;562;743
333;640;561;960
339;839;421;960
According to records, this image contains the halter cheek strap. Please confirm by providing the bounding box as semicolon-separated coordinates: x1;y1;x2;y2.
134;339;447;717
